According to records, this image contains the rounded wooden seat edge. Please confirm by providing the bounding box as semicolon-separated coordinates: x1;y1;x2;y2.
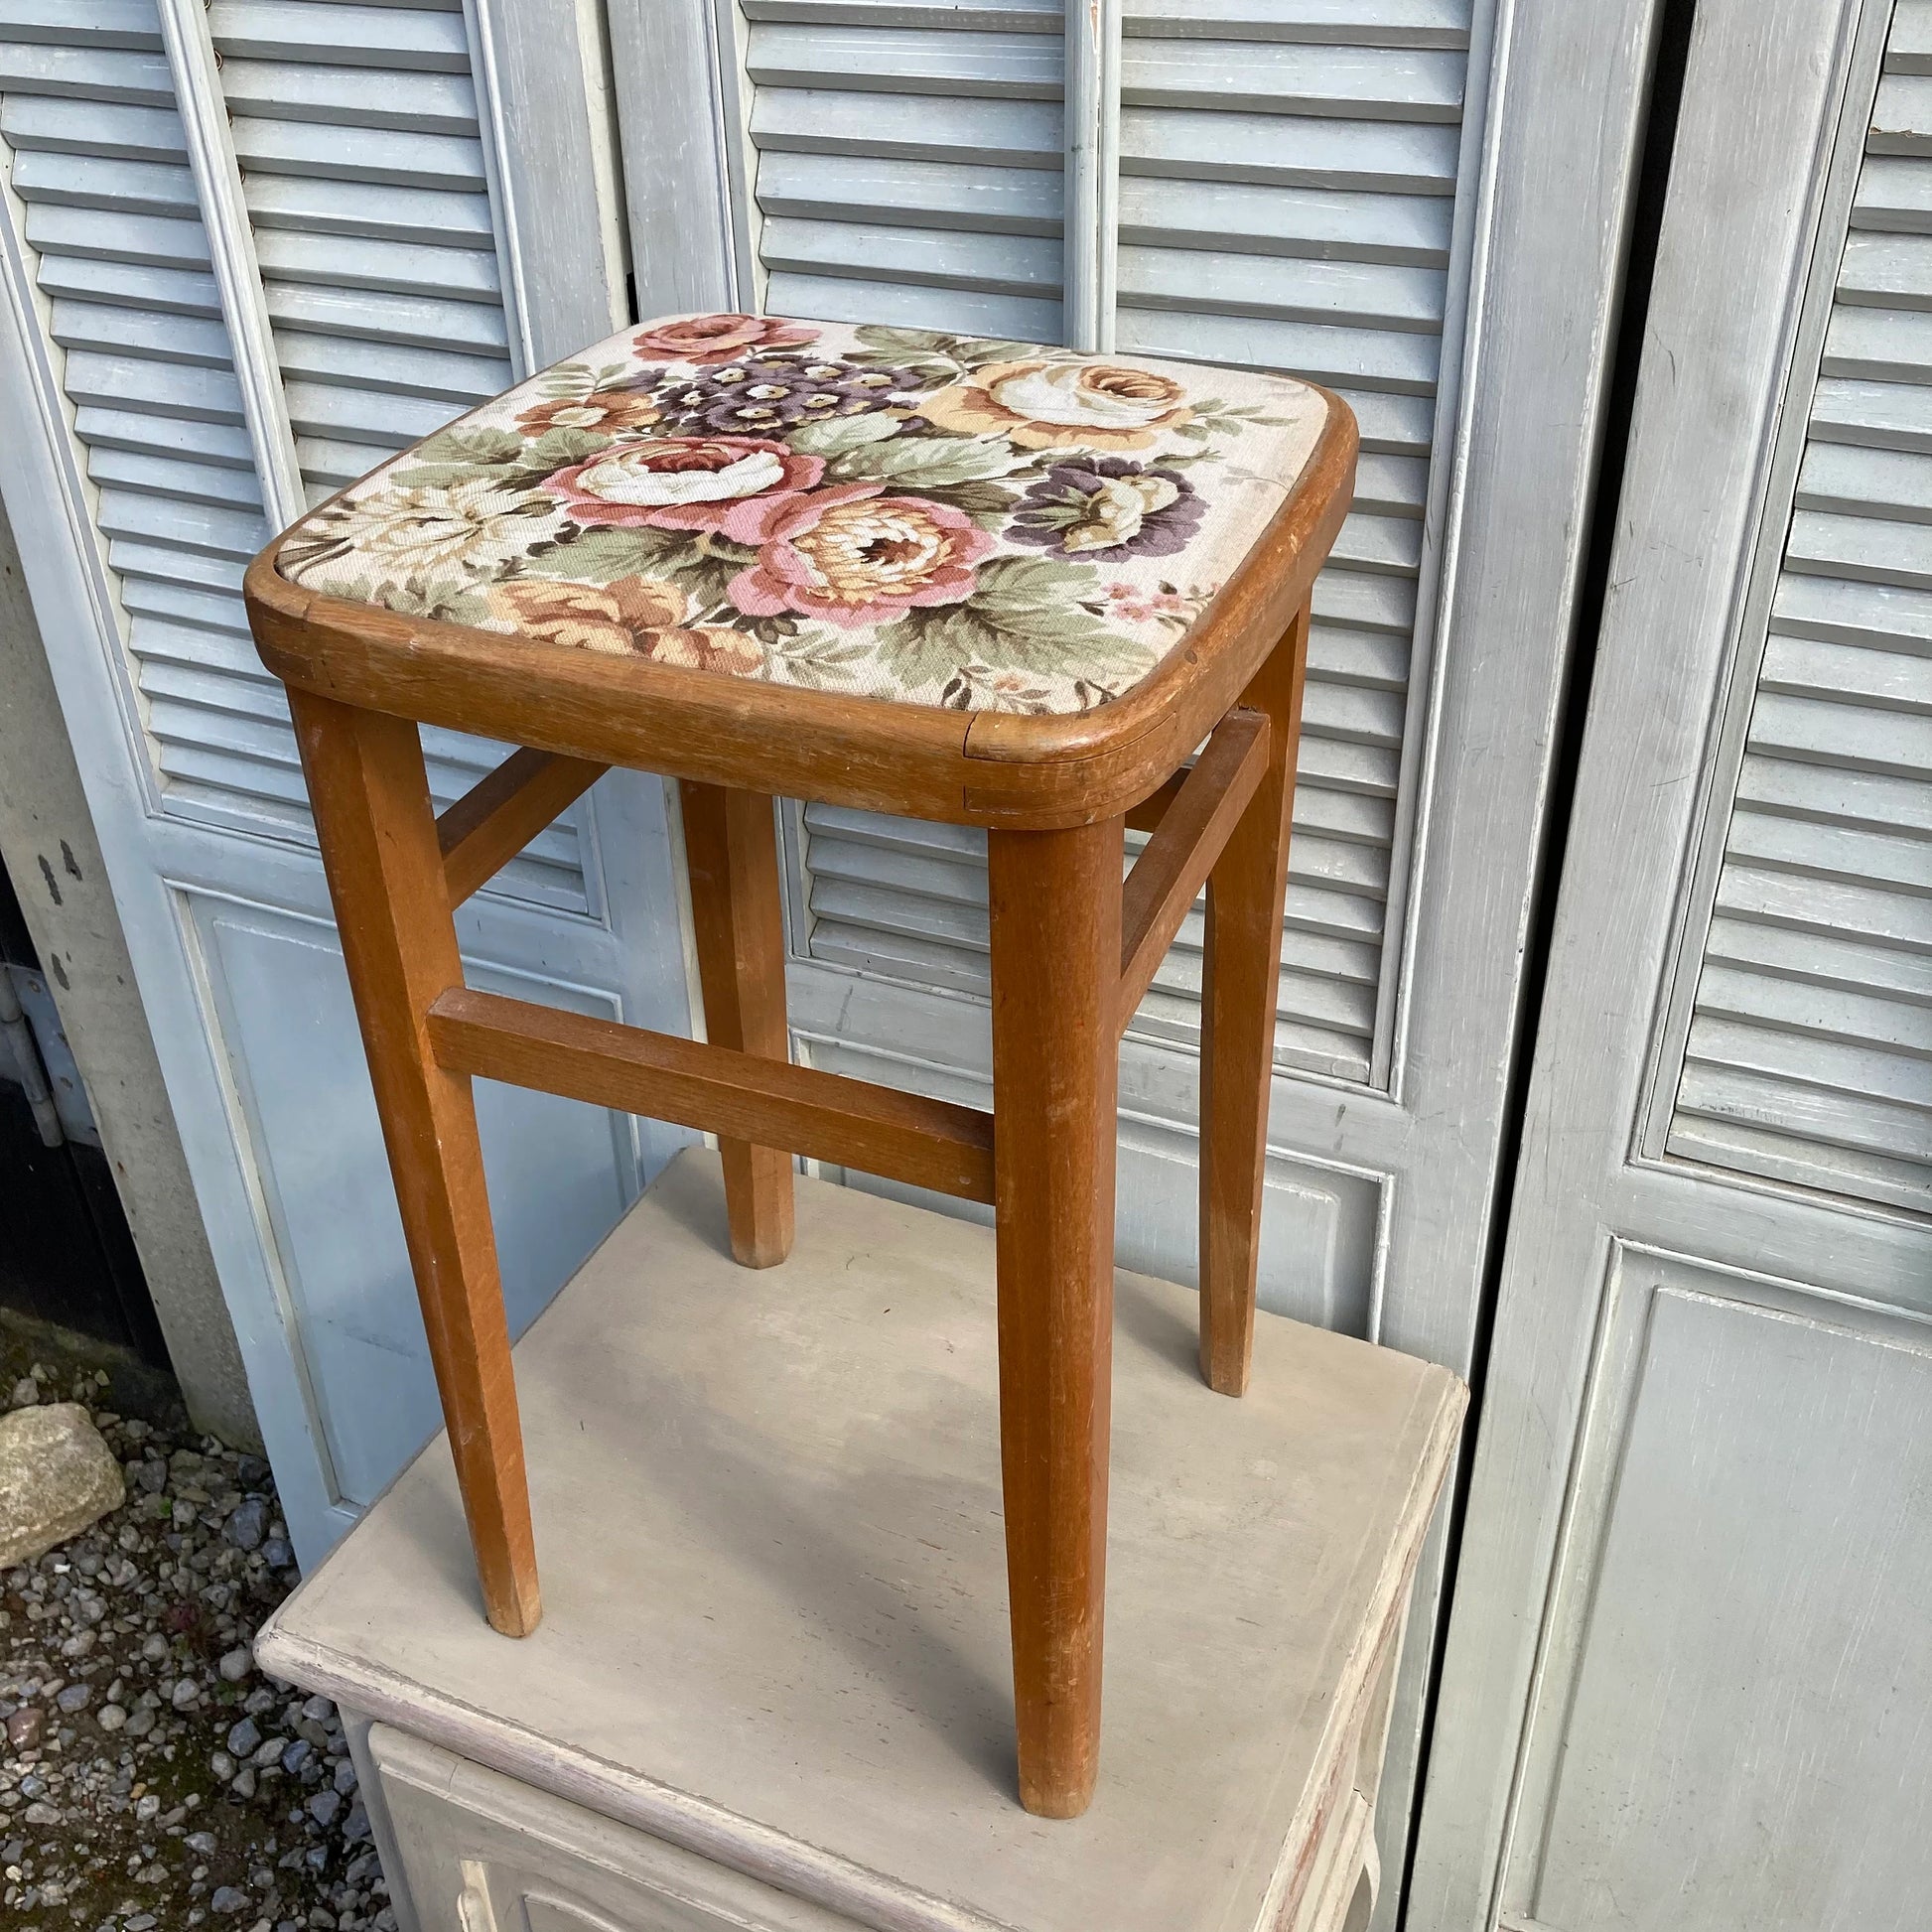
243;398;1356;830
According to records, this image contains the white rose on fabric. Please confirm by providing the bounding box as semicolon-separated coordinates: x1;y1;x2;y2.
990;362;1184;431
541;437;826;535
1062;473;1182;551
920;357;1194;452
344;477;567;583
571;444;790;507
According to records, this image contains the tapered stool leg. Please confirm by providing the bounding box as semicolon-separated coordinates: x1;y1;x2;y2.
987;816;1124;1819
1199;601;1311;1396
679;781;795;1268
288;689;540;1636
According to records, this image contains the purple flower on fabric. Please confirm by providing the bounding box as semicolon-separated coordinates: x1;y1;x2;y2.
651;356;941;436
1007;458;1204;558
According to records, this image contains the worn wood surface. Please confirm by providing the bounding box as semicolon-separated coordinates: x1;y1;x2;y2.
679;781;796;1266
1199;607;1310;1397
986;816;1124;1817
1116;705;1269;1034
428;986;996;1206
437;749;608;906
255;1153;1466;1932
286;689;539;1638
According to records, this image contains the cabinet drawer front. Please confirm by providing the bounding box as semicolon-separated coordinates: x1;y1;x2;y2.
366;1725;865;1932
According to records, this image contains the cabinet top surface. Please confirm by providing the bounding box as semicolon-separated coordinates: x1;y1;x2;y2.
259;1153;1461;1932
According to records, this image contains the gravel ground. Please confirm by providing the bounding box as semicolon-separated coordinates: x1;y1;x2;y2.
0;1354;398;1932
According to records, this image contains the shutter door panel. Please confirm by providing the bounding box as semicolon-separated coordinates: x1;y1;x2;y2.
1110;0;1465;1079
745;0;1066;343
0;0;588;911
1666;24;1932;1215
769;0;1473;1085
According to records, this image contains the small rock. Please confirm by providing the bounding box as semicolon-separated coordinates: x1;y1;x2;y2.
210;1750;236;1780
252;1735;286;1768
282;1738;312;1774
23;1801;60;1828
6;1705;43;1749
225;1496;268;1552
187;1830;218;1857
7;1377;37;1408
226;1717;262;1757
141;1632;170;1663
343;1802;369;1842
306;1790;341;1828
211;1885;250;1915
124;1704;157;1737
231;1767;257;1800
333;1758;357;1795
261;1537;293;1570
97;1702;127;1731
0;1403;126;1566
172;1678;203;1709
56;1680;91;1713
219;1646;253;1683
301;1695;334;1725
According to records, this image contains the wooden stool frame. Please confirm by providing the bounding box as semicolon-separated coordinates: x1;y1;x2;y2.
245;400;1355;1820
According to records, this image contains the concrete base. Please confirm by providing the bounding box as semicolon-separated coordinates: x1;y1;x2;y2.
257;1151;1463;1932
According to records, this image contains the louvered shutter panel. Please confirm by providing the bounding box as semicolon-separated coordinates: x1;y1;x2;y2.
782;0;1471;1085
207;0;514;498
0;0;590;910
1665;20;1932;1216
1;1;278;846
746;0;1065;343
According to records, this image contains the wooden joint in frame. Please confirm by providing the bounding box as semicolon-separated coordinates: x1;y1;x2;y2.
436;747;609;905
426;986;997;1204
1116;708;1271;1034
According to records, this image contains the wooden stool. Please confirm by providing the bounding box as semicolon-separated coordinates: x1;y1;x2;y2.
244;312;1356;1820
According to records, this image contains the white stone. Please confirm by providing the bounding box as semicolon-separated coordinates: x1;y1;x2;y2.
0;1402;126;1566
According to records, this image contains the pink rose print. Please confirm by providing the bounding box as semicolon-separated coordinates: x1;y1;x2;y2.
542;437;825;538
1101;582;1195;624
728;485;995;628
630;314;820;365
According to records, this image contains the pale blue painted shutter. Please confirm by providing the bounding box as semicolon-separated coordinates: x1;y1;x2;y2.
746;0;1065;342
0;3;278;820
1666;22;1932;1215
786;0;1473;1085
207;0;515;498
0;0;588;912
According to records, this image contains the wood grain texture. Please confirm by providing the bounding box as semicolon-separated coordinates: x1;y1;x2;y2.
678;781;795;1266
1116;706;1269;1034
437;748;608;906
1123;769;1186;834
1199;605;1310;1397
987;815;1124;1818
427;986;997;1206
241;401;1355;833
286;689;539;1638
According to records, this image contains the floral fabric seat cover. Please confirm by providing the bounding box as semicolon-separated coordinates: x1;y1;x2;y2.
278;314;1332;717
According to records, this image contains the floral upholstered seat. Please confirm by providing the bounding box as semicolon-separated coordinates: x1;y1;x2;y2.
276;313;1333;718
